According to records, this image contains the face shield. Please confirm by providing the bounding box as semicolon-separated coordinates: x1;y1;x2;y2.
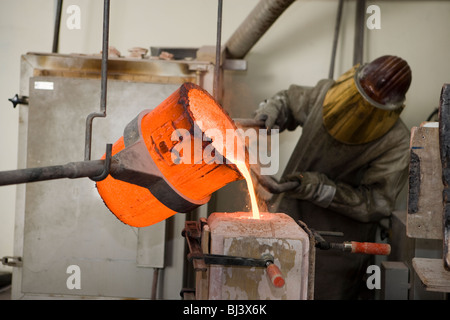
322;55;412;145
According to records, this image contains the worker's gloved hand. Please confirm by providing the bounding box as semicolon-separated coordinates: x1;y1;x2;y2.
254;92;295;131
285;171;336;208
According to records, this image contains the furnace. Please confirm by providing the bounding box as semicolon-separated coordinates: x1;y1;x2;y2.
196;212;310;300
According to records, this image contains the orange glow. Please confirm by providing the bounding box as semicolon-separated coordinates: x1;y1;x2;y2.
183;84;260;219
96;137;177;227
96;83;247;227
219;211;275;221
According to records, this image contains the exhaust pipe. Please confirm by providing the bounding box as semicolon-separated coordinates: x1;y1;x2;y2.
225;0;296;59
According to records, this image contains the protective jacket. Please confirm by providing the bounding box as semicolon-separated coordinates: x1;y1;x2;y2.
264;79;410;299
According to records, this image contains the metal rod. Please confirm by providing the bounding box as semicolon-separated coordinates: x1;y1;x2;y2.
151;268;159;300
233;118;265;128
0;160;106;186
0;142;112;186
190;253;271;268
316;231;345;237
100;0;110;117
52;0;63;53
353;0;366;65
84;0;110;161
329;0;344;79
214;0;223;100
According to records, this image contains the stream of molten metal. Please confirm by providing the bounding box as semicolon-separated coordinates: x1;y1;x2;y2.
234;161;260;220
184;85;260;219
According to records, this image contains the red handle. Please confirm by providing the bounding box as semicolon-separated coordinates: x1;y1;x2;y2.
350;241;391;255
266;263;285;288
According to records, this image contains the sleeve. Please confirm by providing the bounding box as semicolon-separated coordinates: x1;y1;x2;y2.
326;127;410;223
255;79;334;131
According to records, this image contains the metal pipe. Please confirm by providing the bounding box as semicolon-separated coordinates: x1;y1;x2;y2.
295;220;316;300
353;0;366;65
52;0;63;53
0;144;112;186
85;0;110;161
329;0;344;79
151;268;159;300
214;0;223;100
225;0;296;59
0;160;106;186
233;118;265;128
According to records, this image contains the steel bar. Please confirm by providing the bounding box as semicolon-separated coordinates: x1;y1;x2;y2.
233;118;265;128
197;253;271;268
316;230;345;237
151;268;160;300
52;0;63;53
295;220;316;300
329;0;344;79
0;143;112;186
353;0;366;65
84;0;110;161
214;0;223;100
0;160;107;186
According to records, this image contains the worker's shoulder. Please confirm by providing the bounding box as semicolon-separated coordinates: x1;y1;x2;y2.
287;79;334;92
316;78;335;88
385;118;411;145
312;79;335;100
287;79;334;102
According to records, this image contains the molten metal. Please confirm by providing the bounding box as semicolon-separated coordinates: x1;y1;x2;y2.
234;161;260;219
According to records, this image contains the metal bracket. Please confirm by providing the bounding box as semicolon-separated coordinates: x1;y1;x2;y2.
310;229;344;251
89;143;112;182
182;220;208;272
1;256;22;267
8;94;28;108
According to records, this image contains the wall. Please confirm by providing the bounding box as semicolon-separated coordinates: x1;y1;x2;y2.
0;0;449;283
0;0;54;273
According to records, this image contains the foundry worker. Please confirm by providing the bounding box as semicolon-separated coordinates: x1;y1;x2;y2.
254;55;412;300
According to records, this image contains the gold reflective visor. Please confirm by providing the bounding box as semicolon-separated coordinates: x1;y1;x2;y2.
322;65;404;145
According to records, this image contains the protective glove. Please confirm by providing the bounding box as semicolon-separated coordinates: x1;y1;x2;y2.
254;92;296;131
285;171;336;208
